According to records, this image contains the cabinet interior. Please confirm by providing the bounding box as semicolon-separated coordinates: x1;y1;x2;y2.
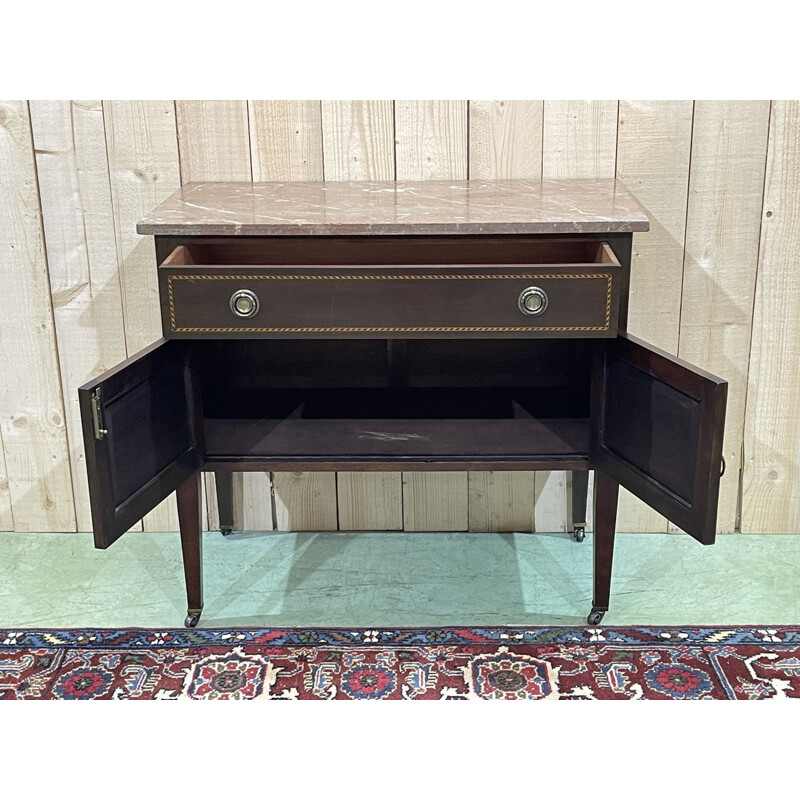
164;237;615;267
195;338;591;464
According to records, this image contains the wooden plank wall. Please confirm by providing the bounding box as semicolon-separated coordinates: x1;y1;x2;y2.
1;100;797;534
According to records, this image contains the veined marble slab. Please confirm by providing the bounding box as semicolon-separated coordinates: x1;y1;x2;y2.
137;179;650;236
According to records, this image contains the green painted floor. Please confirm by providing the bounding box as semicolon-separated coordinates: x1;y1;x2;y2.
0;529;798;628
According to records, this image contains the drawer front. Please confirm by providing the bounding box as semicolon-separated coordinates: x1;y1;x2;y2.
160;266;620;339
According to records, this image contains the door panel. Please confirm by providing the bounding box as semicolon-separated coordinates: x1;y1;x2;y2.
78;339;202;548
591;333;727;544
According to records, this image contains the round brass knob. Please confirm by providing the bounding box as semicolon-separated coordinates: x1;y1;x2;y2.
230;289;259;319
518;286;548;317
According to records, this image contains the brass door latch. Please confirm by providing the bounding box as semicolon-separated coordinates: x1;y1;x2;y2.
91;389;108;440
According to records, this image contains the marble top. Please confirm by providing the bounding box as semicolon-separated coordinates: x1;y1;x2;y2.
137;179;650;236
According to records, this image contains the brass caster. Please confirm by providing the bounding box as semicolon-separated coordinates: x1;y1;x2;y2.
184;611;202;628
587;608;605;626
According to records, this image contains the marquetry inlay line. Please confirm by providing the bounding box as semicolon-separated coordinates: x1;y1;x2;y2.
167;273;613;333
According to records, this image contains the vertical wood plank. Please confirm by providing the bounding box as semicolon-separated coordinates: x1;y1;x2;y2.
538;100;618;531
617;101;694;349
248;100;334;532
175;101;251;182
403;472;468;531
234;472;274;531
394;100;469;530
467;100;542;532
533;470;568;533
174;99;270;532
468;472;534;532
0;441;11;530
0;100;75;531
249;101;323;181
30;100;128;531
103;100;181;531
614;100;694;533
742;101;800;533
273;472;338;531
468;100;543;179
395;100;468;180
321;101;394;180
337;473;402;531
680;101;770;533
542;101;618;179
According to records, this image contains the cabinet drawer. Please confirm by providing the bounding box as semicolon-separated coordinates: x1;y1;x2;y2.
159;242;621;339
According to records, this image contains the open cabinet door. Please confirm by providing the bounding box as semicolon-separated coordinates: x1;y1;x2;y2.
78;339;203;549
591;333;727;544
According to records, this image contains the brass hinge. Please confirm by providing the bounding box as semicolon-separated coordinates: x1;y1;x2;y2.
91;389;108;440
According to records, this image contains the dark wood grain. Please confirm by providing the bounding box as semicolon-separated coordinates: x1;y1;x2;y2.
77;206;738;630
177;472;203;616
206;458;591;473
214;472;234;534
592;470;619;613
591;332;727;544
571;469;590;528
160;264;620;340
204;416;590;464
604;234;633;332
158;236;615;267
78;339;202;548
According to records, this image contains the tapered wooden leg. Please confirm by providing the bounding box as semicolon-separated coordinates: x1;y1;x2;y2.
177;472;203;628
214;471;235;536
588;470;619;625
571;470;590;542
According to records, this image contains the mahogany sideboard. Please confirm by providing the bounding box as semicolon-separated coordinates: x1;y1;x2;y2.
78;179;727;628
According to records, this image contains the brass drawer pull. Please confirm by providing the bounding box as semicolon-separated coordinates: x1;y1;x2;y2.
518;286;548;317
230;289;259;319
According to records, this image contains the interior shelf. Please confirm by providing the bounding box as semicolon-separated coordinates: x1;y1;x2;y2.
203;387;589;465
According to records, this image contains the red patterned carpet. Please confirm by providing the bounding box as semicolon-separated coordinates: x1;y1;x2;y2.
1;627;799;700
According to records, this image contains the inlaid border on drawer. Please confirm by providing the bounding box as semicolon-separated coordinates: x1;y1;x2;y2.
165;271;615;334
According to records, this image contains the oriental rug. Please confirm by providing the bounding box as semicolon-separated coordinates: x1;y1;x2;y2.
1;626;799;700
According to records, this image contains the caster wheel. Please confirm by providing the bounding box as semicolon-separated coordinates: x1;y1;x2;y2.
587;609;605;626
220;527;233;537
184;612;201;628
572;527;586;543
